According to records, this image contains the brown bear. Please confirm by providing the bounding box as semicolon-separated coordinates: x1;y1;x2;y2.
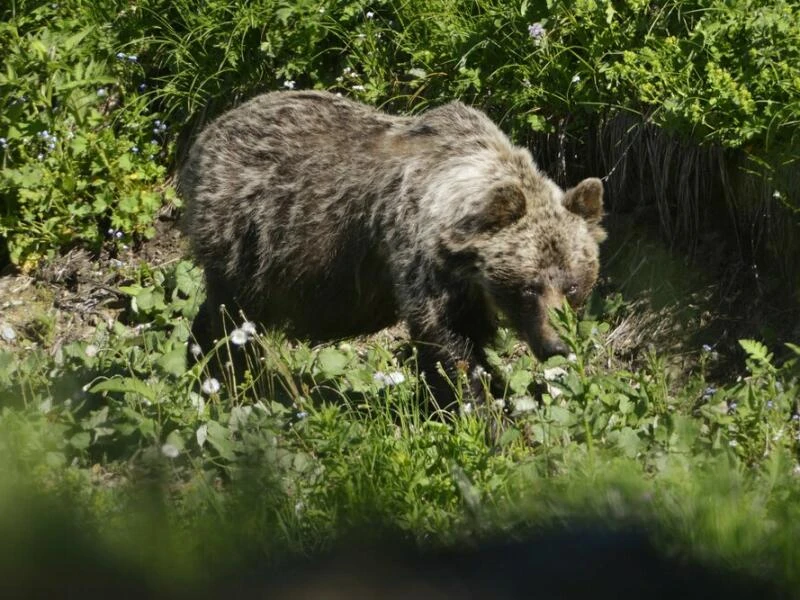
179;90;605;403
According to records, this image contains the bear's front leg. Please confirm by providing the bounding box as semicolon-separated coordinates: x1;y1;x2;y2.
399;272;505;408
410;325;486;410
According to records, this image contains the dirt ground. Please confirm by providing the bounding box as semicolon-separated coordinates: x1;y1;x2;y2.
0;216;186;355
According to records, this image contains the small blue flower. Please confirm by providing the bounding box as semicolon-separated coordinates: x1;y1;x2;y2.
115;230;123;239
127;54;138;63
767;401;774;409
296;411;308;420
702;344;712;352
702;386;717;399
131;145;139;154
97;87;107;97
116;52;127;60
528;22;545;40
138;82;147;92
0;137;7;148
728;401;737;414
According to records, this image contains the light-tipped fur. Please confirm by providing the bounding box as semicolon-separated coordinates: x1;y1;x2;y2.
180;91;605;403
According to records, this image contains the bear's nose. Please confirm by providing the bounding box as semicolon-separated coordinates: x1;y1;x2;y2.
540;338;569;359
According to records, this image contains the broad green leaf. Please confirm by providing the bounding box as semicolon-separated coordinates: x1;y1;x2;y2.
89;377;159;402
498;427;521;447
206;420;236;461
164;429;185;451
316;347;349;378
70;431;91;450
739;339;768;360
610;427;641;458
509;368;533;394
157;347;186;377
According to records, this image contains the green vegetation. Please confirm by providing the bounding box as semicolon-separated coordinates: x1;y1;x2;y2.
1;0;799;594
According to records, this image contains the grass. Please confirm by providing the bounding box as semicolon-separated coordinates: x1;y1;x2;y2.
0;254;799;595
1;0;799;596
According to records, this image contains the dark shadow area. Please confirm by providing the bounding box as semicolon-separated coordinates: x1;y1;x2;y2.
524;114;799;363
0;505;790;600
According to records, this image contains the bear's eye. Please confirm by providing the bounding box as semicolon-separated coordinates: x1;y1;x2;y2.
566;284;579;298
521;285;539;300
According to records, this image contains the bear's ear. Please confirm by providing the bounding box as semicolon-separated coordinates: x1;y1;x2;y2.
563;177;604;224
468;182;527;235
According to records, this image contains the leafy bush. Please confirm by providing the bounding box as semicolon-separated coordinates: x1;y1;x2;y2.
118;0;800;157
0;2;175;270
1;0;798;268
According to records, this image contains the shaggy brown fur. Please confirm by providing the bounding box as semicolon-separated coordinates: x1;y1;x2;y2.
179;90;605;403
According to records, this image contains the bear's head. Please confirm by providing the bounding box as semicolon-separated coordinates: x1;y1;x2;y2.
445;176;605;361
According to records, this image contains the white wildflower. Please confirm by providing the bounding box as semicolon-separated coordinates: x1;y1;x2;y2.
229;328;248;346
543;366;567;381
283;80;296;90
1;324;16;341
161;443;180;458
85;344;99;358
511;395;537;416
196;424;208;448
366;10;374;18
201;377;221;395
241;321;258;336
571;74;580;83
373;370;406;386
